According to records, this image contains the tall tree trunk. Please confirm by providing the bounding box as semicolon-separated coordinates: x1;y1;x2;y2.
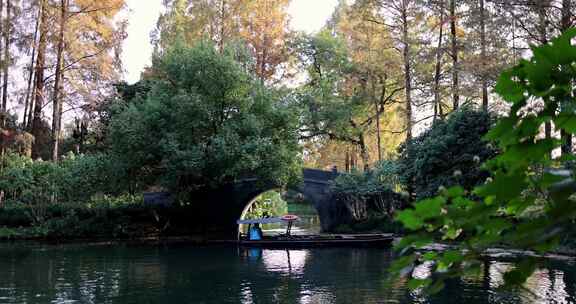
433;0;445;121
218;0;225;53
537;1;548;44
537;1;552;139
0;0;4;118
511;11;517;65
27;81;36;130
31;0;48;159
2;0;10;119
23;3;41;127
345;148;350;173
52;0;67;161
0;0;3;158
401;0;413;140
359;135;370;172
480;0;488;111
561;0;572;30
351;148;357;170
259;39;267;83
561;0;572;155
375;99;382;161
375;77;385;162
450;0;459;111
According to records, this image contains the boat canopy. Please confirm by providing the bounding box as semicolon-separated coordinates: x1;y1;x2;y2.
237;217;284;225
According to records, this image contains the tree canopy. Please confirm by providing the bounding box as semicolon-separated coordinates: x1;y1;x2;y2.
398;108;496;200
108;42;302;194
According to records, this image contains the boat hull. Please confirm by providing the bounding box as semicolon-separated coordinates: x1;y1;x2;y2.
239;234;395;248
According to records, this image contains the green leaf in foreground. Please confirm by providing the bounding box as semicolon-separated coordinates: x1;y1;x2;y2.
391;30;576;294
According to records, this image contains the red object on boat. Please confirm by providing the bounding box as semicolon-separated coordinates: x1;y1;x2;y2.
281;214;299;221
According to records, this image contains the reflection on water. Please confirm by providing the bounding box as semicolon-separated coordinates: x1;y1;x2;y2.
1;244;576;303
262;250;308;275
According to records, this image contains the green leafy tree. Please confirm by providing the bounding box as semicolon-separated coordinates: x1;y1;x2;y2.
397;108;496;200
393;29;576;293
295;31;403;171
108;41;302;195
331;160;406;222
244;191;288;219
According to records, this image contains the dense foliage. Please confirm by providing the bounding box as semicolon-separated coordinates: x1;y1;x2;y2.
0;153;126;207
398;108;496;200
0;196;146;240
331;161;406;223
108;42;302;194
243;191;288;220
393;29;576;293
294;30;404;169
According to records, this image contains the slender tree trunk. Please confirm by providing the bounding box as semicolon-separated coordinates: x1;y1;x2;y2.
31;0;48;159
345;148;350;173
512;11;517;65
359;135;370;172
23;4;41;127
2;0;10;119
480;0;488;111
0;0;4;118
401;0;413;140
27;81;36;130
51;0;67;161
537;1;552;139
218;0;225;53
561;0;572;30
537;1;548;44
450;0;459;111
0;0;3;157
561;0;572;155
351;148;357;170
260;40;267;83
375;79;384;162
433;0;445;121
375;101;382;161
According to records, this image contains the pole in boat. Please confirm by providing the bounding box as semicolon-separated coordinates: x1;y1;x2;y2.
281;214;299;237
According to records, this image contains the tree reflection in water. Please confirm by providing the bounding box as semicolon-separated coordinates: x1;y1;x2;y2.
1;244;576;303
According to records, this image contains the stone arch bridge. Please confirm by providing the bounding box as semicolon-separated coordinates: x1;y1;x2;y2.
146;168;345;239
208;168;342;239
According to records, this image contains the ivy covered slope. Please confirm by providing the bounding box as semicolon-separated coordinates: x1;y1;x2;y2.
393;29;576;293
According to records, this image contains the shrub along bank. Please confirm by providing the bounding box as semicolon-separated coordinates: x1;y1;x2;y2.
0;196;229;242
327;161;408;233
326;108;495;234
0;153;224;242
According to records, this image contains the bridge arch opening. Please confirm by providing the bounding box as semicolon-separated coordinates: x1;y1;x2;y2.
238;189;321;236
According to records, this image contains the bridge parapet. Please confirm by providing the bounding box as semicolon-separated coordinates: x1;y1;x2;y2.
302;168;340;182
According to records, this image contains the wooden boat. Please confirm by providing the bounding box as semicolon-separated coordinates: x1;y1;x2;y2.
237;217;395;248
238;233;395;248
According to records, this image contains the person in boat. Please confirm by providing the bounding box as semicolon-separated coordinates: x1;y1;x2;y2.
249;223;263;240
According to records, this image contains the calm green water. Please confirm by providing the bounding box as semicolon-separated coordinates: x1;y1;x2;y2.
1;244;576;304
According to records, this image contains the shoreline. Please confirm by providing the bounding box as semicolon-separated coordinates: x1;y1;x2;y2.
1;236;576;262
0;235;236;247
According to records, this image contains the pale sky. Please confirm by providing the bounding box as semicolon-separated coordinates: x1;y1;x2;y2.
121;0;340;84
